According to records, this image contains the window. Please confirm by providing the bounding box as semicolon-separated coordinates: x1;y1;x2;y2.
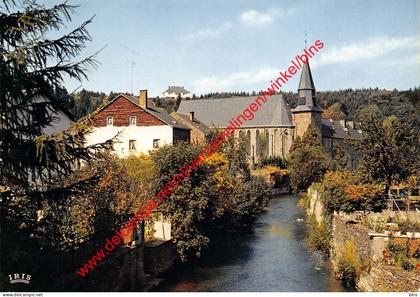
129;116;137;126
129;140;137;151
153;139;160;149
106;116;113;126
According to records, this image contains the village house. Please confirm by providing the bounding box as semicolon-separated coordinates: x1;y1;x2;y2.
170;111;210;144
177;62;362;165
162;86;190;100
86;90;191;157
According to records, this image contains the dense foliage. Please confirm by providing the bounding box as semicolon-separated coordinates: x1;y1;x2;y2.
319;171;386;214
288;126;331;193
0;0;109;190
306;215;330;254
150;141;269;261
282;88;419;126
258;156;287;169
355;112;419;191
337;240;362;288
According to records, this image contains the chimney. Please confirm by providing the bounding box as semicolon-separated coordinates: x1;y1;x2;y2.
189;111;195;121
139;89;148;109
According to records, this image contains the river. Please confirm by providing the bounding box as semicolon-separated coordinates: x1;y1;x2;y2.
156;194;350;292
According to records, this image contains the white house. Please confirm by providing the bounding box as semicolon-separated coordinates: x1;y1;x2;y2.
161;86;190;100
86;90;190;157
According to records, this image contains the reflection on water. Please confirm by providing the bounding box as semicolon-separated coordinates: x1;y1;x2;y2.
156;194;350;292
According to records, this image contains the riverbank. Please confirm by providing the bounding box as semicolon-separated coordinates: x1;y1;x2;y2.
154;194;347;292
305;187;420;292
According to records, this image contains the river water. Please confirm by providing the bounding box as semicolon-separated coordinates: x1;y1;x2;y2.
157;194;349;292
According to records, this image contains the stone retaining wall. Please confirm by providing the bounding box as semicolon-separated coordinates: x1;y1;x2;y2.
331;213;419;292
144;240;177;275
306;188;419;292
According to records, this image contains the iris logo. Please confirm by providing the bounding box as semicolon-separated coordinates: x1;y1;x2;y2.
8;273;31;284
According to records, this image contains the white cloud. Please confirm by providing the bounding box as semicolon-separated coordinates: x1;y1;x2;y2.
192;66;278;93
180;7;296;41
240;8;296;27
240;10;273;26
179;22;232;41
313;36;420;67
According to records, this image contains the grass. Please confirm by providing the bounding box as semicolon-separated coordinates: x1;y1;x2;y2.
306;214;330;255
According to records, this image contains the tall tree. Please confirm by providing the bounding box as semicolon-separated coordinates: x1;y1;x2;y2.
0;0;107;192
356;112;419;192
0;1;111;285
288;126;331;193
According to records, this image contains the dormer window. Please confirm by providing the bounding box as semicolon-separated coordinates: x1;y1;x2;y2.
129;116;137;126
106;116;113;126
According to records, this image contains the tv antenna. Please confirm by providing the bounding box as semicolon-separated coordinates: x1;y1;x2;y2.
124;46;141;94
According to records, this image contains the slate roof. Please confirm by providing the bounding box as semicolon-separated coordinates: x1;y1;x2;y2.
164;86;190;94
177;94;293;128
171;112;211;134
292;61;322;113
321;118;362;141
43;91;75;121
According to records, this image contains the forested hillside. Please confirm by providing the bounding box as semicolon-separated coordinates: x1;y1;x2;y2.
63;87;419;128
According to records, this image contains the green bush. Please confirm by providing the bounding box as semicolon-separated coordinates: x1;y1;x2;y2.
337;240;361;288
258;156;287;169
232;176;270;226
150;142;270;261
306;215;330;254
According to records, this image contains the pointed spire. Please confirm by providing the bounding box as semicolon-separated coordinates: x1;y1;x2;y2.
292;61;321;113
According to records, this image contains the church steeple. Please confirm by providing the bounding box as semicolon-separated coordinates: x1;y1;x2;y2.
291;61;322;138
293;61;321;113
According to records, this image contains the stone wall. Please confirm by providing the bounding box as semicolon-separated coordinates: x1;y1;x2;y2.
358;263;419;292
305;190;419;292
331;213;420;292
306;187;324;222
144;240;178;275
330;213;372;272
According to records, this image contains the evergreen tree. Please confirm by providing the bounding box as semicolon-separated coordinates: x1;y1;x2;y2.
0;0;108;192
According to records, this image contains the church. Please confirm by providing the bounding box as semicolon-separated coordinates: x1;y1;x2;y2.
176;61;362;164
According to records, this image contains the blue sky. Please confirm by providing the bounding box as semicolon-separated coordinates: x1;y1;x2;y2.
47;0;419;96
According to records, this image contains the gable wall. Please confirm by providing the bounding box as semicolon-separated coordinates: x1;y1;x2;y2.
94;96;165;127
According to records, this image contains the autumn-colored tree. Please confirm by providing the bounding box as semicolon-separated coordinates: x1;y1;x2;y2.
320;170;358;214
323;102;346;120
320;170;386;214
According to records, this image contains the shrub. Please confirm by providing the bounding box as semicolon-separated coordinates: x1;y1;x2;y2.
320;171;358;214
258;156;287;169
320;171;387;214
297;192;309;209
397;220;420;234
306;215;330;254
288;126;331;193
386;238;417;271
150;142;270;261
343;183;386;213
337;240;361;288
